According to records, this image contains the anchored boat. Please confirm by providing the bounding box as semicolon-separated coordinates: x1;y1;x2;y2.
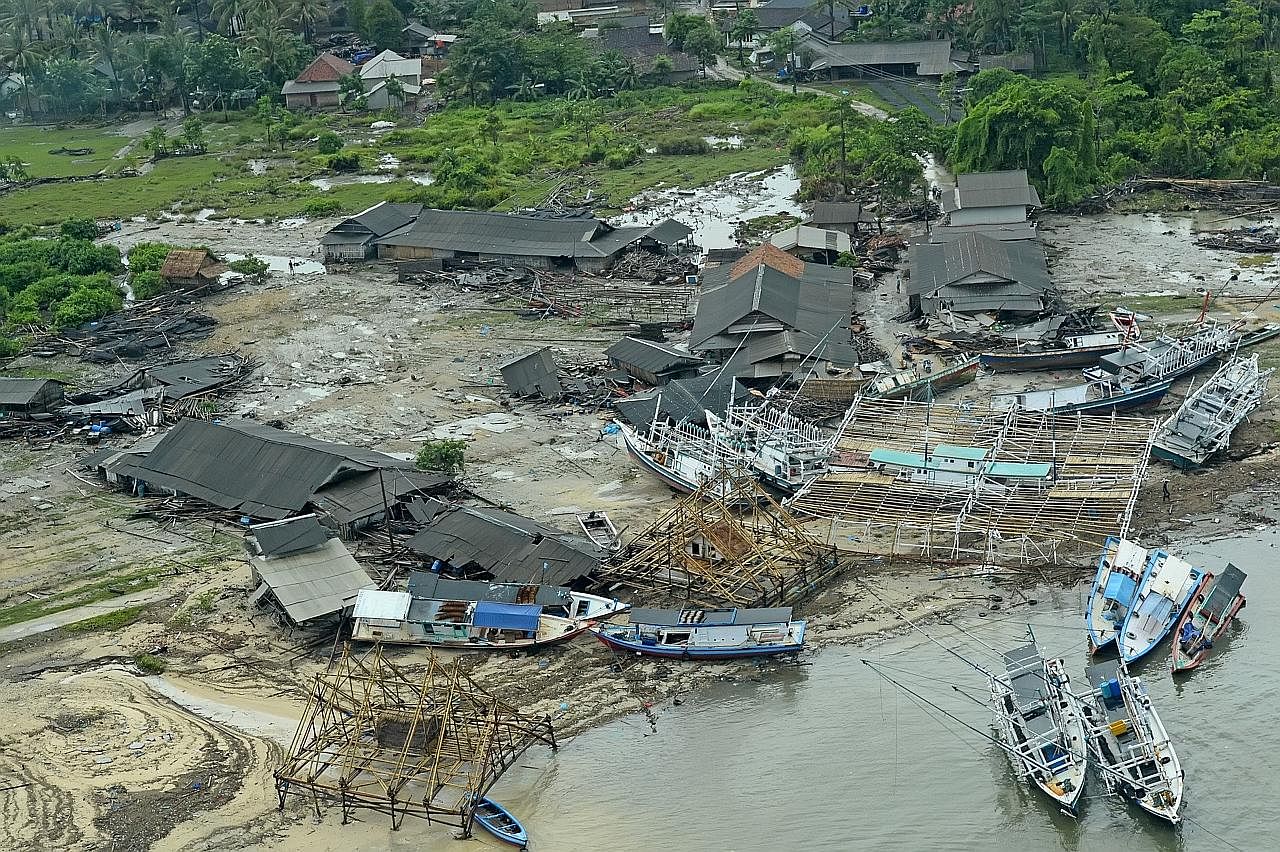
1084;537;1151;655
991;642;1089;816
1119;549;1203;664
1172;564;1247;673
592;606;806;659
1079;661;1183;825
472;797;528;848
1151;354;1272;469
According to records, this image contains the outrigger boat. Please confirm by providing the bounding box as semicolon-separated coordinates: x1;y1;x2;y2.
1119;549;1203;664
1079;661;1183;825
592;606;806;659
472;797;528;848
1151;354;1272;469
863;356;979;401
1172;564;1247;673
991;641;1089;816
1084;537;1150;655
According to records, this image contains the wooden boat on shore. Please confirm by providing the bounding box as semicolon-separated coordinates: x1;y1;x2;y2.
1084;320;1239;388
592;606;806;659
1151;354;1272;469
991;641;1088;816
577;511;620;549
1119;549;1203;664
980;330;1129;372
1084;537;1150;655
996;378;1171;416
472;797;528;848
617;418;731;495
1172;564;1247;673
1079;661;1183;825
863;356;979;401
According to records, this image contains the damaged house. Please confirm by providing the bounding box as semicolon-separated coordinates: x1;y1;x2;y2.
246;514;375;626
321;201;424;262
102;418;451;532
404;498;604;588
159;249;226;289
690;244;859;380
605;337;704;386
906;232;1054;319
0;377;65;419
932;169;1042;242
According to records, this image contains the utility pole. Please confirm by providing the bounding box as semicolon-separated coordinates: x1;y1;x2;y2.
839;101;847;194
790;30;797;95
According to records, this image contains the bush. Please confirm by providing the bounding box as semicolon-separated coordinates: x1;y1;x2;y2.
53;276;122;328
416;438;466;473
134;653;167;674
0;335;20;356
316;130;343;154
60;218;98;240
302;196;343;216
654;134;711;155
745;117;782;136
228;255;270;276
605;146;641;169
325;152;360;172
834;251;858;268
127;242;177;274
131;269;167;299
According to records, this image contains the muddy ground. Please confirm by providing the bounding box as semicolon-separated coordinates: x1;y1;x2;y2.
2;206;1279;850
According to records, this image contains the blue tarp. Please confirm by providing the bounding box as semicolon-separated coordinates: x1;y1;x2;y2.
1135;593;1174;623
1103;573;1137;605
473;601;541;632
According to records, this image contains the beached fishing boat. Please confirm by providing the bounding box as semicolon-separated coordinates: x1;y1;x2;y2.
862;356;979;401
991;642;1088;816
706;402;834;493
1172;564;1247;673
617;418;733;495
1084;320;1239;388
1119;549;1203;664
1151;355;1272;469
472;797;528;848
980;330;1129;372
1079;661;1183;825
577;511;620;550
592;606;806;659
1084;537;1151;655
995;378;1171;416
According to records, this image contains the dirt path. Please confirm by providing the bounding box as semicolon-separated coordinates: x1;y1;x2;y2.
0;587;172;644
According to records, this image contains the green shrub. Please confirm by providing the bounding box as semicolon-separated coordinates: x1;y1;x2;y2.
316;130;343;154
654;134;711;155
0;335;20;356
134;653;167;674
416;438;466;473
605;147;641;169
834;251;858;268
302;196;343;216
228;255;270;276
131;269;167;299
745;117;782;136
326;152;360;172
53;276;122;328
60;218;98;240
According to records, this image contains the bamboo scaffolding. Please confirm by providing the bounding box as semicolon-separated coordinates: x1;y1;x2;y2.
598;467;838;607
275;645;555;833
788;397;1155;565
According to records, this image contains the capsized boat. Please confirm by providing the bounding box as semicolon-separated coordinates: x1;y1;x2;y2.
1172;564;1247;673
1084;536;1150;655
592;606;806;659
1151;354;1272;469
990;642;1088;815
472;797;528;848
1119;549;1203;664
1079;661;1183;825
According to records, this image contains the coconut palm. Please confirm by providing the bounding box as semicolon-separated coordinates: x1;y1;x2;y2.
92;24;124;104
48;15;85;58
245;19;298;84
289;0;325;43
210;0;247;35
4;0;46;42
0;30;41;116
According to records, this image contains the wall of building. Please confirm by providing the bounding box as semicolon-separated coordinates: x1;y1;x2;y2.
949;204;1027;226
285;90;341;109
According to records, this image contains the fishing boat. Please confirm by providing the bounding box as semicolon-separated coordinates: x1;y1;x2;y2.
1151;354;1272;469
862;356;979;401
1119;549;1203;664
577;510;620;550
706;401;834;493
617;418;733;496
1083;320;1239;388
980;330;1129;372
1084;537;1151;655
472;797;528;848
990;642;1088;815
592;606;806;659
995;378;1171;416
1172;564;1247;673
1079;661;1183;825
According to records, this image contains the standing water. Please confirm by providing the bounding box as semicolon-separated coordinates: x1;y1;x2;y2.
486;526;1280;851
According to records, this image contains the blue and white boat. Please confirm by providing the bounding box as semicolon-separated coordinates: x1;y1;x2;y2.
472;797;528;848
1119;548;1203;664
592;606;806;659
1084;537;1150;655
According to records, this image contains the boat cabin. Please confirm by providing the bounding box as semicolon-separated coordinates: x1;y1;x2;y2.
868;444;1053;488
626;607;794;648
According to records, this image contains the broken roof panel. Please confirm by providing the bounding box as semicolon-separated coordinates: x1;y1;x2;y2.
352;589;413;621
251;538;374;624
954;170;1043;209
310;468;453;526
769;225;853;255
500;348;562;398
605;337;703;376
0;377;64;406
810;201;871;225
249;514;331;557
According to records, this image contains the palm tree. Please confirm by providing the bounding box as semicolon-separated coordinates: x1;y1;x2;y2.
245;20;298;84
4;0;46;42
0;30;41;116
92;24;124;104
289;0;325;43
568;70;594;100
615;62;638;91
210;0;246;35
48;15;84;58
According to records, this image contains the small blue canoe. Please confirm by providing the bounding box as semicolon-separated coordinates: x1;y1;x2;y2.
473;797;528;848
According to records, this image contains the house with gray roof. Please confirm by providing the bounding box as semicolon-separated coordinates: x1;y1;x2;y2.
809;201;874;235
906;232;1054;318
246;515;375;625
321;201;424;261
614;364;745;428
938;169;1042;233
798;35;958;78
690;244;858;380
0;377;65;418
605;337;704;386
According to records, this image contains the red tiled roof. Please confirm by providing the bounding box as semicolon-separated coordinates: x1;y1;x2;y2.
295;53;355;83
729;243;805;279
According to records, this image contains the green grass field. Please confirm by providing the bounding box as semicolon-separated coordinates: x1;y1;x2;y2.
0;125;138;177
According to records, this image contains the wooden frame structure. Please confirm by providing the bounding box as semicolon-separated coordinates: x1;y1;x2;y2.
275;645;555;833
788;397;1156;565
599;467;837;606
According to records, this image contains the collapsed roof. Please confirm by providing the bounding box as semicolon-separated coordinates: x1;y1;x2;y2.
907;232;1053;314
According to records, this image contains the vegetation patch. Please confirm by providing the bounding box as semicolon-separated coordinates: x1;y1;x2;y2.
64;604;150;633
0;567;164;630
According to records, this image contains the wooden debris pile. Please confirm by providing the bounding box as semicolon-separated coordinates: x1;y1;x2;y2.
1195;227;1279;253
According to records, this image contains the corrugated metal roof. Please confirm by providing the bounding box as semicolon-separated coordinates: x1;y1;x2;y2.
359;50;420;80
929;222;1038;242
614;365;743;426
375;209;631;258
473;600;541;631
112;419;409;520
407;572;574;606
352;589;412;621
249;515;331;557
810;201;870;225
251;538;373;623
605;337;702;376
801;37;954;76
281;80;339;95
954;170;1042;209
0;377;61;406
405;503;602;586
769;225;852;254
500;348;562;398
643;218;694;245
310;468;452;525
907;233;1051;297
